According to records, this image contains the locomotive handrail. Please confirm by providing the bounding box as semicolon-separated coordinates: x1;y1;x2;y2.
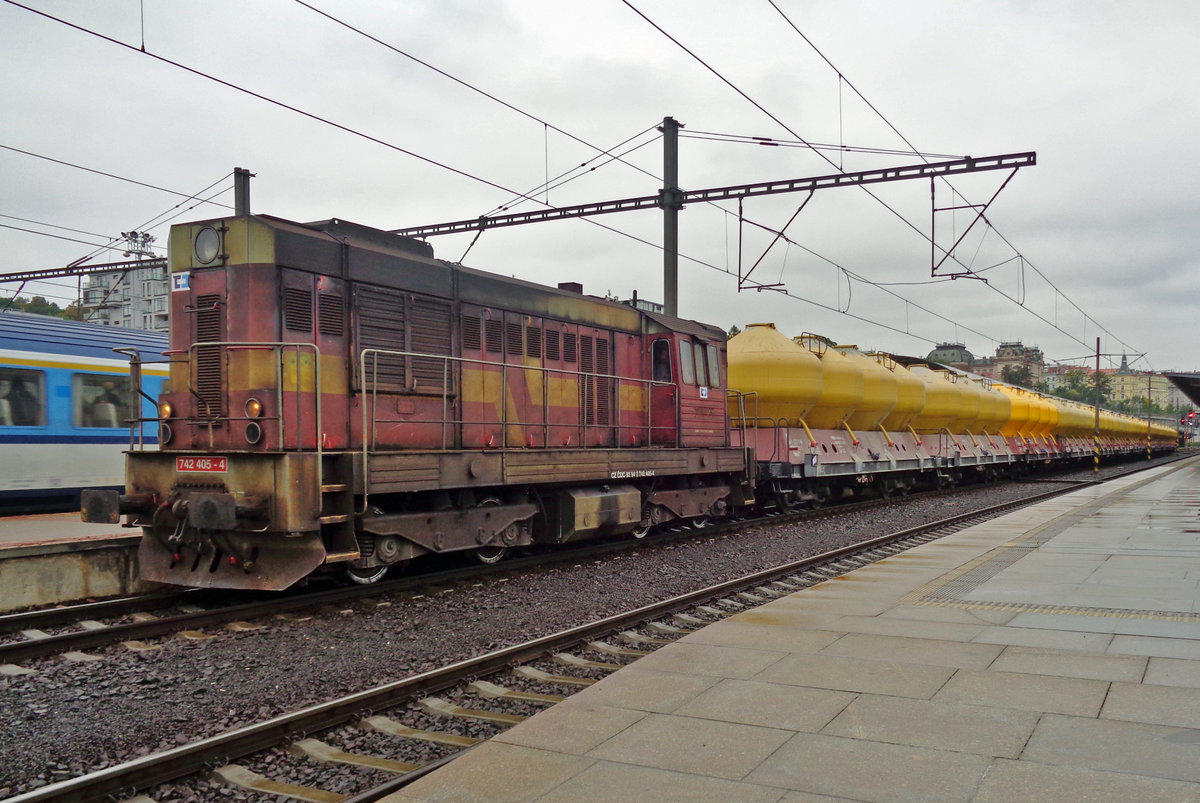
358;347;679;507
112;346;172;450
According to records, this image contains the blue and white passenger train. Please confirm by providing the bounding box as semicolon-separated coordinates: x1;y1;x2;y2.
0;311;167;510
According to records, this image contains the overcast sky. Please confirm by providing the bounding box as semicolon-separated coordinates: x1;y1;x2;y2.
3;0;1198;372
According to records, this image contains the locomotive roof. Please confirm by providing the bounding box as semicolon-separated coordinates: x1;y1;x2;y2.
0;309;167;360
250;213;726;342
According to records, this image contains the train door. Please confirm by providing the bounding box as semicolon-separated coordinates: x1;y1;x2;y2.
677;337;727;447
649;338;677;444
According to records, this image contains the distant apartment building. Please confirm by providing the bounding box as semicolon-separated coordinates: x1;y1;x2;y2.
80;263;169;332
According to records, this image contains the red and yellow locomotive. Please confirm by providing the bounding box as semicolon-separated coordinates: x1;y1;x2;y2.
84;214;751;589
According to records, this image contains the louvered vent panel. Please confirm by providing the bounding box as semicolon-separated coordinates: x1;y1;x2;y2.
596;337;611;425
355;288;406;391
485;319;503;353
410;296;453;391
194;294;224;415
563;332;577;364
462;315;482;351
505;322;523;356
526;327;542;359
317;293;344;336
544;330;560;361
580;335;594;425
284;287;313;332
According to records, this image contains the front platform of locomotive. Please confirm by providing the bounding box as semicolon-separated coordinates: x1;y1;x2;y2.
83;214;371;590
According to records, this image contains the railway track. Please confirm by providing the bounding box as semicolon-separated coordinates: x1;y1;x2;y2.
6;477;1108;803
0;472;1091;668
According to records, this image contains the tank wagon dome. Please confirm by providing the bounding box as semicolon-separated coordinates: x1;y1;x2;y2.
869;352;926;431
794;334;864;429
971;377;1011;434
726;323;822;426
1056;399;1093;437
834;345;898;430
1037;394;1061;436
996;384;1032;437
945;372;983;434
908;364;962;433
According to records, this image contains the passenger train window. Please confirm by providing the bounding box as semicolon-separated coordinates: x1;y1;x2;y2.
0;369;45;426
679;340;695;385
73;374;133;428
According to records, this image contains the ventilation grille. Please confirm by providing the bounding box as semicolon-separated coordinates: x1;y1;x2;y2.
596;337;611;425
409;297;453;390
284;287;313;332
356;289;407;390
194;294;224;415
506;322;523;356
485;319;503;354
563;332;577;364
462;315;482;351
317;293;344;337
526;326;542;359
544;330;560;361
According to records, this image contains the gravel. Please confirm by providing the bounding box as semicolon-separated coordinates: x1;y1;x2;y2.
0;456;1182;796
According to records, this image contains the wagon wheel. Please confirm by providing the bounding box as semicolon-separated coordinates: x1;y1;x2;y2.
345;564;389;584
469;497;510;564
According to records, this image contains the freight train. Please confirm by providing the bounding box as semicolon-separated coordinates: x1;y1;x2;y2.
81;213;1176;589
0;311;167;510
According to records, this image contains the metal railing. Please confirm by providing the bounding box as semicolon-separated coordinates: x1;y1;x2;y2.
358;348;678;454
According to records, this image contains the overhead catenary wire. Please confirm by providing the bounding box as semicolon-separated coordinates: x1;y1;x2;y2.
765;0;1143;367
8;0;1012;354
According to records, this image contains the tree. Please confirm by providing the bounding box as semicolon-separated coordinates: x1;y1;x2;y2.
1001;364;1034;388
728;324;741;338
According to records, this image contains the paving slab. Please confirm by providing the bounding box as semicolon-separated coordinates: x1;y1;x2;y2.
821;693;1039;758
1022;713;1200;782
819;631;1003;670
1100;680;1200;728
538;761;785;803
585;712;793;780
747;731;991;802
989;644;1146;682
933;667;1109;717
972;757;1200;802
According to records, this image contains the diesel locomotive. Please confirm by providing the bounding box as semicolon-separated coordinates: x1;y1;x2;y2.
82;212;1177;590
84;213;750;589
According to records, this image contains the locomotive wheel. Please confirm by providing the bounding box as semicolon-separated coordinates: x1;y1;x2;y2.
469;497;510;564
470;545;509;564
345;564;389;584
689;516;710;530
631;522;652;539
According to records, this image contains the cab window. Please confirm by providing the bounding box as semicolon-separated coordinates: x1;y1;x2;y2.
693;343;707;386
652;340;672;382
706;343;721;387
679;340;695;385
0;369;45;426
73;374;132;428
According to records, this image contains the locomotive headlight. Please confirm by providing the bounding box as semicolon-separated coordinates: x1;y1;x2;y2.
194;226;221;264
159;422;174;445
158;401;174;419
245;398;263;418
244;421;263;445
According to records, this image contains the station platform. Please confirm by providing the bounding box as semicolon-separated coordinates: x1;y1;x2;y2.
390;457;1200;802
0;512;142;611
